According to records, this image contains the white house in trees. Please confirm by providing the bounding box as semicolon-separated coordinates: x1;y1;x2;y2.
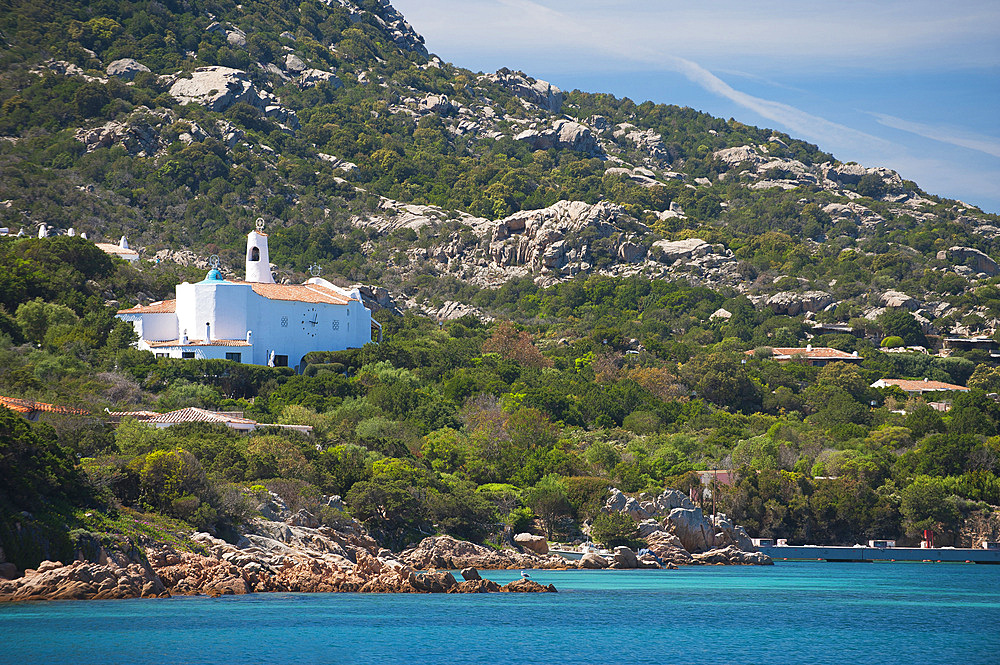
117;221;379;370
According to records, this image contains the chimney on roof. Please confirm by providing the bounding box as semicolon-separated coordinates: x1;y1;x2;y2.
119;235;129;249
181;329;188;345
853;351;858;357
806;344;812;352
924;377;929;382
246;330;252;344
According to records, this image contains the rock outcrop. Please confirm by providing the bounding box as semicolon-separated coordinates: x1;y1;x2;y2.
481;68;563;113
515;119;597;154
106;58;150;81
766;291;834;316
398;535;571;570
514;533;549;555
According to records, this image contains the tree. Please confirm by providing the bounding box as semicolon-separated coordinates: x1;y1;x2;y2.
900;476;960;537
876;309;926;346
590;511;640;547
482;321;552;368
523;474;570;539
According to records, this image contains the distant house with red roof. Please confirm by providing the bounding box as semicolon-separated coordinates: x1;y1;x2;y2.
755;345;862;367
870;378;969;395
0;395;89;421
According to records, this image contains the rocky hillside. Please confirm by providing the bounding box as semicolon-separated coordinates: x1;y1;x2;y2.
2;0;1000;337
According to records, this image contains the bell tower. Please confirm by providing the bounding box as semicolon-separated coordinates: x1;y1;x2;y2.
245;218;274;283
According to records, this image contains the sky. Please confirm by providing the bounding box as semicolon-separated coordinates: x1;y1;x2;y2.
391;0;1000;213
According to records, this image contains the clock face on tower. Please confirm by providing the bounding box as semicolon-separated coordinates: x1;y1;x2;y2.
300;306;319;337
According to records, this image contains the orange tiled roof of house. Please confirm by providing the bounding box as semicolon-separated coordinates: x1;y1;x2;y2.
118;299;177;314
0;395;89;416
248;282;354;305
872;378;969;393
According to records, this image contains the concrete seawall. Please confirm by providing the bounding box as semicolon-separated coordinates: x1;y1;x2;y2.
759;545;1000;563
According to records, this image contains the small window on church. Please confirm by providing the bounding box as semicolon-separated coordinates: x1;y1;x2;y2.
250;247;260;261
332;320;340;331
225;352;242;362
182;351;195;359
280;316;288;328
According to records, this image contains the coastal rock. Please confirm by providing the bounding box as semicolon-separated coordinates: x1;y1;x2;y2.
450;579;502;593
514;533;549;555
460;567;482;581
611;546;639;569
500;579;556;593
408;570;457;593
0;559;166;602
579;552;609;569
398;535;571;570
691;546;773;566
666;507;716;553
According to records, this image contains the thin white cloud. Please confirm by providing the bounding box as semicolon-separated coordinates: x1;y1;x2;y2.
870;113;1000;159
394;0;1000;70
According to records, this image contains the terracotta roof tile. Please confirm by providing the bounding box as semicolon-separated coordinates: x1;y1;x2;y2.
874;379;969;392
248;282;354;305
0;395;89;416
118;299;177;314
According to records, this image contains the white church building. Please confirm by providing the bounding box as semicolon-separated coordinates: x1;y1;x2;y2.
117;221;379;370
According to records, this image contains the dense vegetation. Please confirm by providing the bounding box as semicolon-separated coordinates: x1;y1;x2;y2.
1;238;998;569
1;0;999;569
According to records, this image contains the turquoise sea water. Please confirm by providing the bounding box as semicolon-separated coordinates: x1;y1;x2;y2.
2;562;999;665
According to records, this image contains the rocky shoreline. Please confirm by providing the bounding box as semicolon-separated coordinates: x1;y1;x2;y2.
0;521;768;603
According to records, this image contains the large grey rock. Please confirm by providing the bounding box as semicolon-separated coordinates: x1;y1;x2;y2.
482;68;563;113
169;66;258;112
579;552;609;569
299;68;342;89
766;290;834;316
652;238;711;262
408;570;457;592
514;533;549;555
881;290;919;310
713;145;763;166
939;246;999;276
692;545;773;566
106;58;150;81
515;120;596;154
611;546;639;569
284;54;307;73
418;94;454;114
666;507;716;553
